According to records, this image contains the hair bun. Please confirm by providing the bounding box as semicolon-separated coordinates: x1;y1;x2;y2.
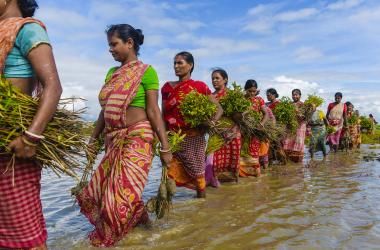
135;29;144;45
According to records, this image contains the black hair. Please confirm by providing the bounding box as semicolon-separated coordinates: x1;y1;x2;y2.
244;79;258;90
266;88;279;98
17;0;39;17
345;101;353;107
369;114;373;117
175;51;194;74
292;89;301;95
335;92;343;98
106;24;144;55
212;68;228;85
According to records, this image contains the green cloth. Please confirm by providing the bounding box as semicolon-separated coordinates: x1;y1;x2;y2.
105;65;159;109
4;23;50;78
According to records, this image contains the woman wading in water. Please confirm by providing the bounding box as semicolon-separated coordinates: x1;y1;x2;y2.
76;24;172;247
0;0;62;249
162;51;222;198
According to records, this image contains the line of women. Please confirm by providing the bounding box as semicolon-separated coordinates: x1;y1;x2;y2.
0;2;364;247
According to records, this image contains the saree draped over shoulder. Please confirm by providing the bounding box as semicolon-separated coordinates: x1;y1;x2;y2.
76;61;154;247
239;96;264;177
327;102;346;146
0;18;48;249
162;79;211;191
283;101;306;163
206;89;241;184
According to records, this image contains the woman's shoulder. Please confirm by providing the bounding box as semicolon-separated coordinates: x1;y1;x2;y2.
16;22;50;56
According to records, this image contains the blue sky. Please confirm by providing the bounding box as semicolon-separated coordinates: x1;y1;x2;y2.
35;0;380;120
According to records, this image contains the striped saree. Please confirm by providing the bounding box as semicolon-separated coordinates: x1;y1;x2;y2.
76;61;154;247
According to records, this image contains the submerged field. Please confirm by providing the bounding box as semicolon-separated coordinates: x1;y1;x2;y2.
41;143;380;250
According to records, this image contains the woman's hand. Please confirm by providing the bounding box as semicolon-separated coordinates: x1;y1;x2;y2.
8;136;37;158
160;151;173;166
86;137;98;162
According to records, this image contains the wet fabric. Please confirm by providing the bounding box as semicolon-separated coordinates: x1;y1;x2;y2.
283;101;307;163
0;156;47;249
77;61;153;247
309;110;327;155
327;102;346;146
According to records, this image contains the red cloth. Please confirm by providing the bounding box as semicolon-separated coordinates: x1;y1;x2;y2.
0;156;47;249
251;96;265;112
266;99;280;110
212;136;241;177
161;79;211;130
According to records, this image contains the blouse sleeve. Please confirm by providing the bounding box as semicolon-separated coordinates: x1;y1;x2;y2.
141;66;159;90
15;23;50;57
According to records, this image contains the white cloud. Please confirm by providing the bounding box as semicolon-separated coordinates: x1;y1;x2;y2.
281;35;298;45
242;18;274;33
327;0;363;11
275;8;319;22
294;47;324;61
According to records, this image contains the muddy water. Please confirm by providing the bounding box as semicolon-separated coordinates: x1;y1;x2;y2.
43;146;380;250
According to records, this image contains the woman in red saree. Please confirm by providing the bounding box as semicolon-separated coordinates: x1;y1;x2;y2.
326;92;347;153
266;88;281;110
205;69;241;185
76;24;172;247
283;89;307;163
162;51;222;198
0;1;62;249
239;80;268;177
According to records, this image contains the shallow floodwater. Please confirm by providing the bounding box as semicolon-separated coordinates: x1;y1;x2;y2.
42;145;380;250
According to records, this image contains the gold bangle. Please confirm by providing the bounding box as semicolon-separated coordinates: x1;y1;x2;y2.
22;136;38;147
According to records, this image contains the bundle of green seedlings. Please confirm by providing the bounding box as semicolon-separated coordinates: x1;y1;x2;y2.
0;76;90;181
219;82;252;116
144;130;185;219
240;109;286;144
360;116;374;132
179;91;217;128
302;94;324;121
206;133;225;155
273;97;298;134
326;125;336;135
146;165;176;219
347;113;359;125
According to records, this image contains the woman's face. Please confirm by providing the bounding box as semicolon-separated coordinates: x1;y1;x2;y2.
246;86;258;98
174;55;192;78
292;92;301;102
267;92;275;102
107;35;133;62
212;72;227;91
335;95;342;103
347;104;354;112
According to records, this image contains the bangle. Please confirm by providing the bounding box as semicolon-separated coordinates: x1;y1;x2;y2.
22;136;38;147
159;148;171;153
25;130;45;140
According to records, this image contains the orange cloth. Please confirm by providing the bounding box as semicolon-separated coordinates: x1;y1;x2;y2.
168;158;206;191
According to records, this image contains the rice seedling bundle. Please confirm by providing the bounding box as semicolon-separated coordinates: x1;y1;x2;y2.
347;113;359;125
146;165;176;219
302;94;324;121
239;110;286;144
219;82;252;116
206;134;225;155
179;91;217;128
326;125;336;135
0;77;89;180
152;129;186;156
360;116;374;131
273;97;298;134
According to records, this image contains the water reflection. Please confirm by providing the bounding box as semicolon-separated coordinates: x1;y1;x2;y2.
42;146;380;249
